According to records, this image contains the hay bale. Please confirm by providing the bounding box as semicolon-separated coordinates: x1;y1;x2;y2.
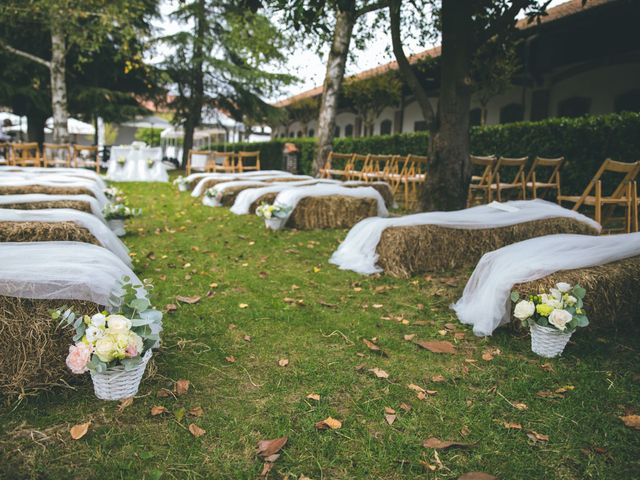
514;256;640;328
0;200;92;214
0;297;99;397
377;218;599;277
249;192;279;213
196;177;231;193
219;184;267;207
0;221;99;245
263;177;309;183
344;182;395;207
287;195;378;230
0;185;95;198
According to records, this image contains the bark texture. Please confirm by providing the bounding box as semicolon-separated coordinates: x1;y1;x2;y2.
313;8;356;176
50;22;69;144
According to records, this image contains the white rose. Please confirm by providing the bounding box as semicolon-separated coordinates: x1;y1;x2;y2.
565;295;577;306
513;300;535;321
556;282;572;293
106;314;132;334
548;309;573;331
549;288;563;300
85;326;104;343
94;336;116;362
91;313;106;328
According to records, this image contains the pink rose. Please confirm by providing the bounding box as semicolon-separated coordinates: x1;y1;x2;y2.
124;343;138;358
66;343;93;374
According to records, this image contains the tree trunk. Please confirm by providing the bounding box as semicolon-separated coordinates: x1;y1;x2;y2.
27;112;47;145
50;23;69;144
421;0;474;211
313;7;356;176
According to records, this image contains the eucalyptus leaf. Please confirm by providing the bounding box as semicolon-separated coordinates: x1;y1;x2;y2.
130;298;151;312
572;285;586;299
510;291;520;302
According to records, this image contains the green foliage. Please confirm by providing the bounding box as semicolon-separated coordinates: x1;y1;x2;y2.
135;127;163;147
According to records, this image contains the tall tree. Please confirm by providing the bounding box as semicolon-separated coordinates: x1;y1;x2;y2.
0;0;156;143
271;0;388;174
163;0;293;166
389;0;556;211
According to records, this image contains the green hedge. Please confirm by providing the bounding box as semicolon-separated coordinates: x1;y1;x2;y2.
208;113;640;195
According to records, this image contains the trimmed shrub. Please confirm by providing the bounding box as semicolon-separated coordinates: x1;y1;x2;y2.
208;113;640;194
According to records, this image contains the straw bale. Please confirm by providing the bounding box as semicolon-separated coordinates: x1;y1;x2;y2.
0;221;99;245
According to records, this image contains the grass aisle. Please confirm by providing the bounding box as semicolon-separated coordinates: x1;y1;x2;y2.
1;180;639;479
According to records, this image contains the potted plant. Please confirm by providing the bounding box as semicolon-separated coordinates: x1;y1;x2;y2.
511;282;589;358
146;159;155;169
173;176;190;192
103;186;125;203
116;157;127;168
102;203;141;237
203;187;223;207
54;277;162;400
256;202;292;230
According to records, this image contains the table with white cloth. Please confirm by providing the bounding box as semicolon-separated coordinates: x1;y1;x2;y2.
107;146;168;182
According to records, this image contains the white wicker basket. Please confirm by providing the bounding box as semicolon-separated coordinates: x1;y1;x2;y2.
107;219;126;237
265;217;286;230
530;322;573;358
203;196;220;207
178;183;189;192
90;349;152;400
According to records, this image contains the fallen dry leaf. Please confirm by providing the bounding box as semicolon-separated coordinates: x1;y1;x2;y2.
513;402;528;411
372;304;384;309
536;390;564;399
239;303;249;309
404;334;416;341
369;367;389;379
408;383;426;393
423;437;471;449
175;379;190;396
503;422;522;430
363;338;387;356
157;388;172;398
482;352;494;361
243;335;251;342
620;415;640;430
307;393;320;401
458;473;498;480
415;340;456;354
315;417;342;430
259;462;274;478
454;332;466;340
165;303;177;313
384;407;396;414
117;397;134;412
70;422;91;440
225;356;236;363
278;358;289;367
151;406;168;416
256;437;288;459
188;423;206;437
540;362;554;372
526;430;549;442
420;460;437;472
431;374;446;383
189;406;204;417
176;295;201;304
399;403;412;412
384;414;397;425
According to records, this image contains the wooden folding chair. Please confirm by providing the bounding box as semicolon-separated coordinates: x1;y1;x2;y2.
558;159;640;232
466;155;497;207
43;143;72;168
11;143;41;167
187;150;211;175
205;151;234;173
399;154;428;208
0;143;10;166
525;156;565;201
491;156;528;201
320;152;354;179
236;151;261;172
347;154;372;181
361;154;393;182
70;145;100;172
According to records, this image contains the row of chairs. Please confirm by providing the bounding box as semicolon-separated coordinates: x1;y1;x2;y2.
0;142;100;172
320;152;428;208
468;155;640;232
186;150;261;175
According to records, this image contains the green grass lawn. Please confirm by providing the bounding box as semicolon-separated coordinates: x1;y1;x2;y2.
1;179;639;480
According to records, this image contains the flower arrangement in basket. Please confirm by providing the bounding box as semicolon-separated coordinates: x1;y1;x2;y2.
104;186;125;203
203;187;224;206
511;282;589;358
116;157;127;167
173;176;189;192
146;159;155;169
53;277;162;400
102;203;141;237
256;203;292;230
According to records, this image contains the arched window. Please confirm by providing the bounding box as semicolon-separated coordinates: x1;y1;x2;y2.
297;131;303;138
288;131;294;137
308;128;315;137
334;126;341;138
557;97;591;118
380;119;392;135
614;89;640;113
469;108;482;126
414;121;428;132
344;124;353;137
499;103;524;124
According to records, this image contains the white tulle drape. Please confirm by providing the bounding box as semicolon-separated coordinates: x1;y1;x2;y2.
0;177;109;207
0;208;130;265
330;200;601;275
185;170;294;186
0;241;140;306
191;174;311;197
267;184;389;230
106;146;168;182
0;166;106;189
0;193;106;221
200;180;271;207
451;232;640;337
230;179;341;214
